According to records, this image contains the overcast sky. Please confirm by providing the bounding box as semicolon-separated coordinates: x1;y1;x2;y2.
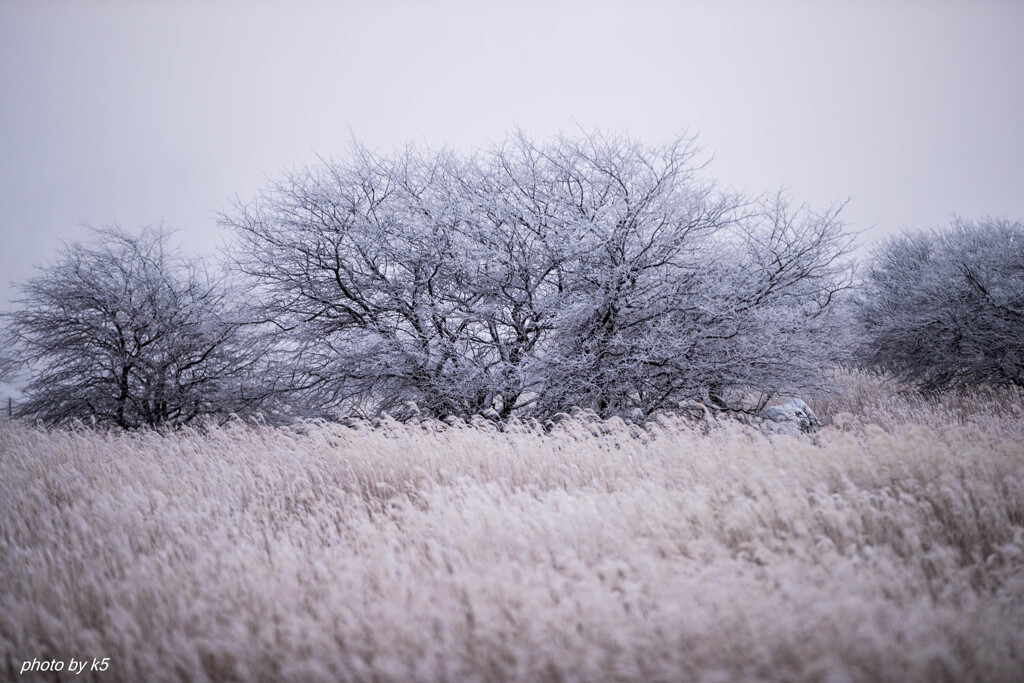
1;0;1023;313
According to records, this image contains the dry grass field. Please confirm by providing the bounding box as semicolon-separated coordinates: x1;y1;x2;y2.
2;373;1024;682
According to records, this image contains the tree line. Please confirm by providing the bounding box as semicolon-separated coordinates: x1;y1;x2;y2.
1;131;1020;428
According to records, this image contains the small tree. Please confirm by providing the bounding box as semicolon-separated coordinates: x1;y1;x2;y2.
855;217;1024;392
2;226;270;428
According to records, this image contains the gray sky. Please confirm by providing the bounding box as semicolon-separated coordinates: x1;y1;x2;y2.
1;0;1023;311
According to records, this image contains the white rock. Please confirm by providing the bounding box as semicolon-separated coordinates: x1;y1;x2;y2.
762;398;820;433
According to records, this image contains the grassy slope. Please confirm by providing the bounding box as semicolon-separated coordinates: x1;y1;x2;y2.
2;375;1024;682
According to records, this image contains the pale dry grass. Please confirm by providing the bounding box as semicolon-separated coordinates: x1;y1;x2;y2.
808;368;1024;433
2;389;1024;682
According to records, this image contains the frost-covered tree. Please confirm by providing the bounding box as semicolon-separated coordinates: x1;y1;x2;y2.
226;145;507;419
856;217;1024;392
225;131;855;421
515;134;853;418
2;226;271;428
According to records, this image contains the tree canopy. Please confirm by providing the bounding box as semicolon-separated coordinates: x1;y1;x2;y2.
223;131;855;421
